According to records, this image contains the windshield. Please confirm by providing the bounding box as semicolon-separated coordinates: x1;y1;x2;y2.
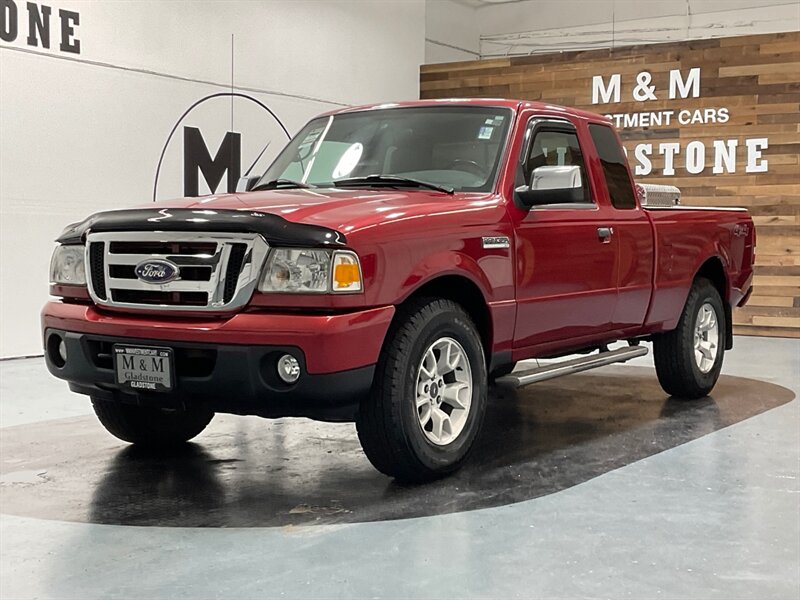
257;106;513;193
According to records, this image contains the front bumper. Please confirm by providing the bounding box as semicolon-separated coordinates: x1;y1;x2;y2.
42;301;394;373
41;302;395;422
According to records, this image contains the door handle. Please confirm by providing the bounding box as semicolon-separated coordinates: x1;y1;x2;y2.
597;227;614;243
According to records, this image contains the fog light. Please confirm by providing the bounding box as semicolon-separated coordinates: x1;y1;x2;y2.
47;334;66;368
277;354;300;384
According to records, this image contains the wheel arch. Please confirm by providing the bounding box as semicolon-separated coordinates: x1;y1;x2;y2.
695;256;728;300
694;256;733;350
397;274;494;365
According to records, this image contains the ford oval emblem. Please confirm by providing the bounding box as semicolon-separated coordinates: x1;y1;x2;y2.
134;259;180;284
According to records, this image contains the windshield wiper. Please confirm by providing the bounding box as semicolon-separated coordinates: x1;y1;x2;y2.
250;178;316;192
332;175;454;195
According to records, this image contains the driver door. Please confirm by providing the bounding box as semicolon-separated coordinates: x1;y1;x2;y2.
512;118;619;350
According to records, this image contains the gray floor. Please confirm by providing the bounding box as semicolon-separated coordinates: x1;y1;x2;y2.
1;336;798;599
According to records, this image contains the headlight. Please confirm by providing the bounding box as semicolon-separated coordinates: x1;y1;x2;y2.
50;245;86;285
259;248;362;294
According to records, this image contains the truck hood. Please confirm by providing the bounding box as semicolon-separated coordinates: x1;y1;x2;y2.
57;188;496;246
170;188;489;232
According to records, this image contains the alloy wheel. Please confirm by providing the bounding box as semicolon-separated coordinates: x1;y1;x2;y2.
415;337;473;446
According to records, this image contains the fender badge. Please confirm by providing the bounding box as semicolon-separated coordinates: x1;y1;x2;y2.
732;224;749;237
482;236;510;249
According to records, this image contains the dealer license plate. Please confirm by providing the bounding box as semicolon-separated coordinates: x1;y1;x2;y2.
114;345;174;392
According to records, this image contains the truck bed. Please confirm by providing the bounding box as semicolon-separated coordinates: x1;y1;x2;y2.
643;205;755;330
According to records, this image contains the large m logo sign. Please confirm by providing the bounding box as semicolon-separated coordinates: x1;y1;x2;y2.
183;126;241;196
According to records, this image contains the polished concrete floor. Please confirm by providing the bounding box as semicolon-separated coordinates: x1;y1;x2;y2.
1;336;798;599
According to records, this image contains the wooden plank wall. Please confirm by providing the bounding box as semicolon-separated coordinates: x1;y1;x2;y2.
420;31;800;338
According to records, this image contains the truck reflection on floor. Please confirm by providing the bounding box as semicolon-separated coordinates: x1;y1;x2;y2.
0;366;793;528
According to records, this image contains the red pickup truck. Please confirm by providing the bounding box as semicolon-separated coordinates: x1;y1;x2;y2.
43;99;755;482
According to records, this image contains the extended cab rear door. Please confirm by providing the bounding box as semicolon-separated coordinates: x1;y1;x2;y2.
585;123;654;331
509;114;619;350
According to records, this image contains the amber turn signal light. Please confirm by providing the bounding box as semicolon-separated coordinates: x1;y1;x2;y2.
332;251;363;292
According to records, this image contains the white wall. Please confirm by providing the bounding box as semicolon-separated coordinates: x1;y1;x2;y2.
0;0;425;358
425;0;479;63
475;0;800;57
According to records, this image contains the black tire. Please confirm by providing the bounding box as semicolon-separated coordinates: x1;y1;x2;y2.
653;277;726;399
490;362;517;380
356;298;488;483
91;398;214;446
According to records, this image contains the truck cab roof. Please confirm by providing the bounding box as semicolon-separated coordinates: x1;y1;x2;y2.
320;98;613;124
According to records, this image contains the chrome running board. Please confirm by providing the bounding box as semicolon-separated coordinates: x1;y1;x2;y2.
495;346;649;388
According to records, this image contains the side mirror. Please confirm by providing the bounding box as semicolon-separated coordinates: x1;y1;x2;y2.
236;175;260;193
516;165;585;207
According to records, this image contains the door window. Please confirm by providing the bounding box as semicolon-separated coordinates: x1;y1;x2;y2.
588;124;637;209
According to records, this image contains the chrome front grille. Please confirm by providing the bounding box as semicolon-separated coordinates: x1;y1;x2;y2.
85;231;269;312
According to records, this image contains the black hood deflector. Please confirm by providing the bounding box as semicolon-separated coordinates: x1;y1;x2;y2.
56;208;347;247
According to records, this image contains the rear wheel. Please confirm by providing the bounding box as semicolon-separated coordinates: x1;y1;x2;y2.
356;298;487;482
91;398;214;446
653;277;725;399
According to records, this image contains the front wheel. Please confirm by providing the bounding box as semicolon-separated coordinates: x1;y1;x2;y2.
356;298;488;483
91;398;214;446
653;277;726;399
